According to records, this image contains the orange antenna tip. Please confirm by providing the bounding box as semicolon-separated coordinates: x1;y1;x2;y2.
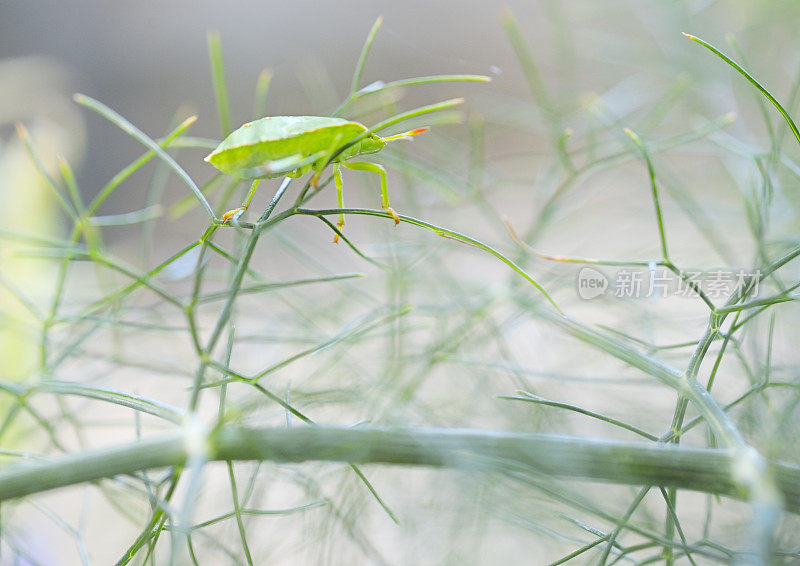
383;127;429;142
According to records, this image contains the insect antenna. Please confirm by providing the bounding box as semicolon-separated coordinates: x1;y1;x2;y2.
383;127;429;142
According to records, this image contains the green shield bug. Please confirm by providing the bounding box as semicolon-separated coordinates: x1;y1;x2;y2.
204;115;428;240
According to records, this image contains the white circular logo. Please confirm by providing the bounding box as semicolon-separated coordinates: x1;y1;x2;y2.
577;267;609;300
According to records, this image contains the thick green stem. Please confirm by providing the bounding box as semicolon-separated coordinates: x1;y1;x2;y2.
0;426;797;513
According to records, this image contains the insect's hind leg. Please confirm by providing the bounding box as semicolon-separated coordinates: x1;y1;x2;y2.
333;163;344;243
222;179;261;222
341;161;400;225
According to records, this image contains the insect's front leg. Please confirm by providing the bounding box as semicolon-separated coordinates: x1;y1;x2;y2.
342;161;400;225
222;179;261;222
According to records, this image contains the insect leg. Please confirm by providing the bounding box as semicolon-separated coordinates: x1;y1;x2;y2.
222;179;261;222
311;165;321;189
342;161;400;225
333;163;344;243
312;132;345;189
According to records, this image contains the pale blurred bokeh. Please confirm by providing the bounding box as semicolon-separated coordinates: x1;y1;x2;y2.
0;57;85;378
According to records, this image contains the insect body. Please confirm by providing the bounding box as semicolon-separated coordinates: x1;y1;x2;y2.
204;116;427;238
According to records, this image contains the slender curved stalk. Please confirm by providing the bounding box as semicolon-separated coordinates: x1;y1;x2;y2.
295;207;562;313
684;33;800;150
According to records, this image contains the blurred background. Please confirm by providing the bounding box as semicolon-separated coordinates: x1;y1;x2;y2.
3;0;800;564
3;0;799;205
